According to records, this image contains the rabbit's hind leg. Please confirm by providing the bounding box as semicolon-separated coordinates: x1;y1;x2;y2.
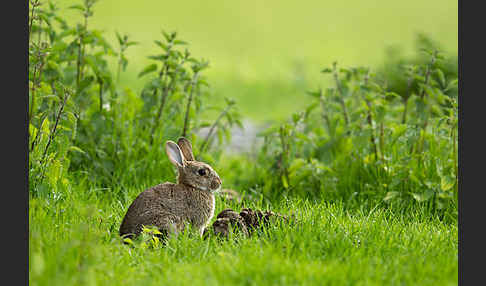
151;212;185;239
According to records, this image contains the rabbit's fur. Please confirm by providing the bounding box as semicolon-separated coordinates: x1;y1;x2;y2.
119;138;222;239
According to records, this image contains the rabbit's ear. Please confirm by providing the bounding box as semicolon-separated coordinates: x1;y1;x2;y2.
177;137;195;161
165;141;185;167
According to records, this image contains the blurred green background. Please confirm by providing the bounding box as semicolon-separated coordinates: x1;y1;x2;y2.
61;0;457;122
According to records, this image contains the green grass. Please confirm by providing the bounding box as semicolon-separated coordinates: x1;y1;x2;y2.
29;2;458;285
58;0;458;121
29;184;457;286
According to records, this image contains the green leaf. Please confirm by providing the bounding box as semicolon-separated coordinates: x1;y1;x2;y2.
217;128;224;144
31;252;45;276
151;228;162;235
368;82;383;93
423;85;435;97
415;97;427;115
375;104;386;122
123;237;133;245
288;158;306;176
154;40;168;51
147;54;167;61
292;113;302;124
174;40;188;45
68;4;85;11
306;90;321;98
444;79;458;91
440;176;455;191
68;146;85;154
152;236;160;248
224;97;236;106
138;64;158;78
162;30;172;42
436;69;446;86
198;122;211;128
304;102;318;118
77;76;95;93
414;75;426;82
385;92;400;100
390;124;407;146
115;31;123;45
223;126;231;141
234;119;244;129
198;79;209;87
281;175;289;189
257;125;279;137
383;191;400;201
411;189;434;202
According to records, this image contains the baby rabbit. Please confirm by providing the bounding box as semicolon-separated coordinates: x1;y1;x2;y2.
119;137;222;239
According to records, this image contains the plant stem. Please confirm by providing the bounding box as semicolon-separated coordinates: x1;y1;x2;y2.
80;11;89;80
117;62;121;83
150;55;187;144
279;125;290;186
28;1;38;116
30;18;46;123
452;124;458;188
37;16;42;48
332;62;349;126
362;71;379;160
416;56;437;153
200;103;233;153
30;114;48;153
40;90;70;165
431;191;437;214
76;36;83;88
149;65;170;144
182;71;200;137
29;0;40;44
76;12;89;88
412;52;437;156
318;89;331;133
420;51;437;100
29;63;39;123
401;77;412;124
379;122;384;160
116;43;125;83
98;79;103;112
401;98;409;124
29;50;46;123
409;129;416;155
366;102;378;160
37;90;71;187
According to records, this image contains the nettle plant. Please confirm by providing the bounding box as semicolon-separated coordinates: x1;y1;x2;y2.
29;0;83;196
29;0;125;195
137;31;242;165
28;0;241;196
259;47;457;215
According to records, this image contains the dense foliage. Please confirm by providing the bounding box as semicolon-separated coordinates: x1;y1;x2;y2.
29;0;241;199
250;44;458;221
29;0;457;215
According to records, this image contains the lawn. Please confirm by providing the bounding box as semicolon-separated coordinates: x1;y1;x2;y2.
29;1;458;285
29;185;458;286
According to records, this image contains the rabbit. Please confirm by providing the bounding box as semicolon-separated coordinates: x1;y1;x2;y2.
210;208;249;238
119;137;222;240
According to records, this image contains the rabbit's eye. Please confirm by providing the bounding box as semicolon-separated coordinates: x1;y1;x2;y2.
198;168;207;176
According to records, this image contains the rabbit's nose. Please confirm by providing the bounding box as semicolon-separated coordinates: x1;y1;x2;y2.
211;177;222;191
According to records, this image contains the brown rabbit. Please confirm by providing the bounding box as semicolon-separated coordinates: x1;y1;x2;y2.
119;137;222;239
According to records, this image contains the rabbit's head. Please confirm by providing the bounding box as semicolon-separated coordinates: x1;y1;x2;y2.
165;137;222;192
